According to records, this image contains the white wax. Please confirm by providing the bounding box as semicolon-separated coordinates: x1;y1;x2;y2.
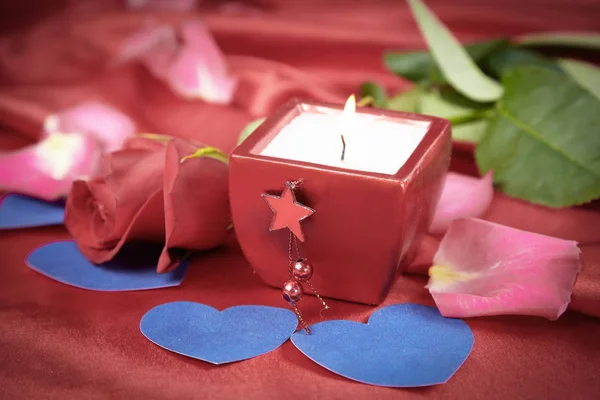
259;109;430;175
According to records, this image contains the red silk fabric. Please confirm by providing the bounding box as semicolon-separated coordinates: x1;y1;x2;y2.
1;1;600;398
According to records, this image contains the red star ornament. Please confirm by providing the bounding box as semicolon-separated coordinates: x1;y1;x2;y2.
261;182;315;242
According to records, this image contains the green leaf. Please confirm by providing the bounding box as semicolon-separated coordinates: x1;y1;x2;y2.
420;88;491;119
384;39;507;85
557;58;600;101
451;120;488;143
476;67;600;207
238;118;266;145
359;82;387;107
384;51;443;83
515;32;600;50
386;87;422;113
419;88;492;143
386;87;492;143
406;0;504;102
483;46;560;79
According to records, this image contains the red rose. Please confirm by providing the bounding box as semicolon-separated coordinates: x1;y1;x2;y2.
65;135;230;272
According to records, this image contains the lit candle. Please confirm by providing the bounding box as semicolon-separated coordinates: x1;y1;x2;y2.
260;96;430;175
230;98;451;305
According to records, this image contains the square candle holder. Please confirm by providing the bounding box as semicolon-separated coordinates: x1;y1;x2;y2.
229;98;451;305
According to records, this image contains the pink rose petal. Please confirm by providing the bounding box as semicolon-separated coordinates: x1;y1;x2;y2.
44;102;136;152
429;172;494;235
164;21;237;103
118;20;237;104
0;133;102;201
126;0;198;11
427;218;581;320
117;21;179;77
165;47;237;103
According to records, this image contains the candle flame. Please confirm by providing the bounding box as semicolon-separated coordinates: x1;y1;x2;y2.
343;94;356;117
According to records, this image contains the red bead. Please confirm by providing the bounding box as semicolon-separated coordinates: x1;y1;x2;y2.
292;258;313;282
282;280;303;304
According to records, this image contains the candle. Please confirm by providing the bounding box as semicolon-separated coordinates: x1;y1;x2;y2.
230;98;451;305
260;97;430;175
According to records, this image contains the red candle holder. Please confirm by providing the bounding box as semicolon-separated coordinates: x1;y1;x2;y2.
229;99;451;305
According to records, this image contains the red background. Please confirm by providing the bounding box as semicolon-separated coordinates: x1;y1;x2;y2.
1;1;600;398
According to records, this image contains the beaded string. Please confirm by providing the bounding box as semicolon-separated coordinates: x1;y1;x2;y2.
280;180;328;334
289;233;329;312
286;231;311;333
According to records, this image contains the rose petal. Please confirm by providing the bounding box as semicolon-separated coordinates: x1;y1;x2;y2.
157;139;230;272
429;172;494;235
0;133;102;201
165;47;238;103
65;147;167;264
119;20;237;104
427;218;581;320
117;22;179;77
67;179;117;251
103;149;166;235
43;102;136;152
164;21;237;103
126;0;198;11
69;188;166;264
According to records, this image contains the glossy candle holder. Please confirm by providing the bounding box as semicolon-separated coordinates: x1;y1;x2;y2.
229;99;451;305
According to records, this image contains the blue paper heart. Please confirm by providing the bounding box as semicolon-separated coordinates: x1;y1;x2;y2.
0;194;64;229
291;303;474;387
140;301;298;364
26;241;188;291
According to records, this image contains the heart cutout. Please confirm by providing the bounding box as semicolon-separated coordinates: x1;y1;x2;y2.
26;241;188;291
291;303;474;387
140;301;298;364
0;194;64;230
